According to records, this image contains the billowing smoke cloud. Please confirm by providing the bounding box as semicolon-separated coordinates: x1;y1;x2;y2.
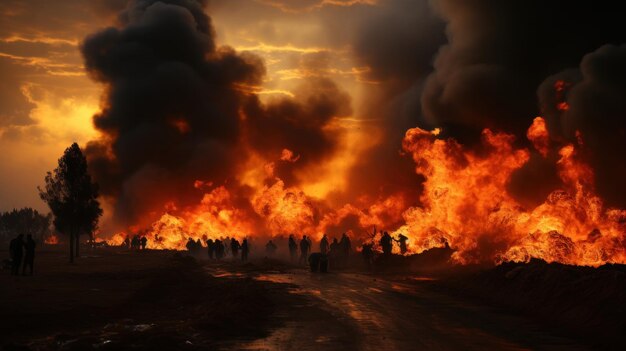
82;0;349;227
539;45;626;207
422;0;626;141
345;0;446;203
82;0;263;223
243;77;351;185
351;0;626;208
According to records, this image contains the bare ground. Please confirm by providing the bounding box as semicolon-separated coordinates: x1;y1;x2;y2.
1;248;619;350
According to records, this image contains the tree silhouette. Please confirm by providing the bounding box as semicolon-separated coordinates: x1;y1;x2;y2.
0;208;51;244
39;143;103;263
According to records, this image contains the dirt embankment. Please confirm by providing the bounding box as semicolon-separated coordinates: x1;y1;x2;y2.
0;249;274;350
434;259;626;350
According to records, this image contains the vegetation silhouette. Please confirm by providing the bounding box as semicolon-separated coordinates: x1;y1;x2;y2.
39;143;102;263
0;208;51;244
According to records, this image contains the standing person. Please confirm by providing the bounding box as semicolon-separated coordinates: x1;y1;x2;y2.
22;234;36;275
140;236;148;250
206;239;215;259
230;238;240;258
339;233;352;260
395;234;408;255
123;235;130;249
9;234;24;276
186;238;196;252
265;240;277;256
380;231;393;255
241;238;249;261
214;239;224;260
320;234;329;254
288;234;298;262
299;235;311;265
131;235;140;250
222;237;228;256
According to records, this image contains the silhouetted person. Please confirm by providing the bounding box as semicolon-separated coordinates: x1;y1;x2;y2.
380;231;393;255
241;239;249;261
309;252;321;272
123;235;130;249
288;234;298;262
131;235;140;250
395;234;408;255
186;237;196;252
340;233;351;258
231;238;240;258
329;238;339;255
223;237;231;256
361;243;373;269
23;234;36;275
329;238;340;268
9;234;24;276
265;240;277;256
207;239;215;259
320;234;329;254
215;239;224;260
299;235;310;265
140;236;148;250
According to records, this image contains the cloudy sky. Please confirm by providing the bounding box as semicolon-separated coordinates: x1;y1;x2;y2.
0;0;382;212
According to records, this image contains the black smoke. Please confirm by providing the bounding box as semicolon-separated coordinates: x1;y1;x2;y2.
82;0;349;226
540;45;626;207
352;0;626;207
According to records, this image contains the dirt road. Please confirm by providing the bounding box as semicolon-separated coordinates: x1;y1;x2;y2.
211;266;591;351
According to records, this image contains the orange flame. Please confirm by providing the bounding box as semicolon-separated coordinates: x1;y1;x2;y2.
397;117;626;265
103;117;626;266
44;234;59;245
527;116;550;157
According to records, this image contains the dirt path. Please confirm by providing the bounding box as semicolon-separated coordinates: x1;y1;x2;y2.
210;266;592;351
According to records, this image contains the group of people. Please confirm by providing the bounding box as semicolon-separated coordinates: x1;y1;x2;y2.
123;234;148;250
201;237;250;261
379;231;408;255
182;230;409;270
284;233;352;269
8;234;36;276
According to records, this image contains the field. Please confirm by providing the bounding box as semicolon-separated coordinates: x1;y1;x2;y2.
1;246;624;350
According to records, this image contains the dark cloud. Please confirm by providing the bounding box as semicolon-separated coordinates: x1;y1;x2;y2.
82;0;350;225
422;0;626;143
540;45;626;207
349;0;626;208
82;0;264;223
340;0;444;203
243;77;351;185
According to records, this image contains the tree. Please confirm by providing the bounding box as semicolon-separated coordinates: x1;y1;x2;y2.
39;143;103;263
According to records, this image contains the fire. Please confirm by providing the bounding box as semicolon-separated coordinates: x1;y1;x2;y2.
554;80;571;111
104;116;625;267
44;234;59;245
397;117;626;265
527;117;550;157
